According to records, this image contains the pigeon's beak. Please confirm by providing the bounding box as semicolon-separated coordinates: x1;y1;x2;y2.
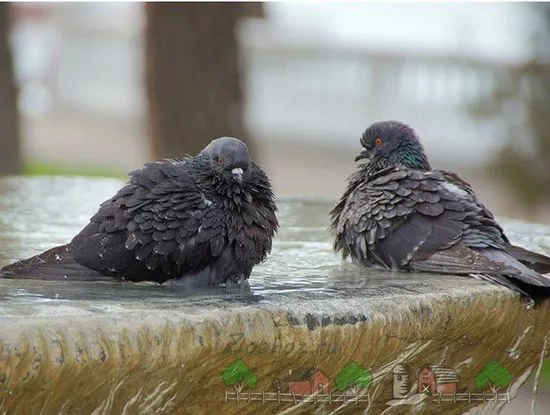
231;167;244;182
354;148;370;162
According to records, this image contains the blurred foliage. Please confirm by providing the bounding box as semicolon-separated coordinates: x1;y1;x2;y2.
470;62;550;209
470;8;550;211
23;162;126;180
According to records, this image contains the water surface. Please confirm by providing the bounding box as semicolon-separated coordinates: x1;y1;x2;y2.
1;176;549;317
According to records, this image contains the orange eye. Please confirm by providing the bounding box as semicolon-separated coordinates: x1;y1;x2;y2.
375;137;383;146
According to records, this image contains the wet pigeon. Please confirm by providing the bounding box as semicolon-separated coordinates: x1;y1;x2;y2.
330;120;550;298
1;137;278;286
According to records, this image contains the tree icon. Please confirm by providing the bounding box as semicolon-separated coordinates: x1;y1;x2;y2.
475;361;512;393
222;359;258;393
335;361;373;395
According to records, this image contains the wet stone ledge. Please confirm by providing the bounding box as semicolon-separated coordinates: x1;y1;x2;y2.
1;176;550;415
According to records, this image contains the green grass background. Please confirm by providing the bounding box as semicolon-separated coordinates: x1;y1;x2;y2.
23;162;127;180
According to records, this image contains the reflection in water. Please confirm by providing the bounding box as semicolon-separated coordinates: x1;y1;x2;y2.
1;176;549;314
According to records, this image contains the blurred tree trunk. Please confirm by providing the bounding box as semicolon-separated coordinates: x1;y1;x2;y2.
0;3;22;175
145;2;263;160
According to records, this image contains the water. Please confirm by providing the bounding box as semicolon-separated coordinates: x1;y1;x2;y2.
1;176;549;318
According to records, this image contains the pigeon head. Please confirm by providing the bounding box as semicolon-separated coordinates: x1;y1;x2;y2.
199;136;252;183
355;120;431;172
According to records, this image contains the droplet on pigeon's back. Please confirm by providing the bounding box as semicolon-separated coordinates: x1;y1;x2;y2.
55;254;61;261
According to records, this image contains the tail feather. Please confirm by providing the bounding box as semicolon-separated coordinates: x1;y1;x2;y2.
505;244;550;275
481;248;550;287
470;273;530;297
411;243;550;302
0;245;111;281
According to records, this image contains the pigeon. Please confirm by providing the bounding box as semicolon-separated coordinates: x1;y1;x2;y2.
329;120;550;299
1;137;278;286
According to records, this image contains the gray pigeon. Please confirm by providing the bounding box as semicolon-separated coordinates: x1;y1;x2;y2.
330;120;550;298
1;137;278;286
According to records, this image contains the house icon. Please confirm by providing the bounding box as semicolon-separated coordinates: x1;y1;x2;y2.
287;366;329;395
418;365;460;395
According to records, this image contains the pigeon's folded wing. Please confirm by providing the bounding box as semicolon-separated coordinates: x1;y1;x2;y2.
438;169;550;275
338;167;518;276
71;160;226;282
504;244;550;274
410;244;519;275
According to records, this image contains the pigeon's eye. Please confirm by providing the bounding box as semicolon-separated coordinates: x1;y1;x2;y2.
374;137;383;146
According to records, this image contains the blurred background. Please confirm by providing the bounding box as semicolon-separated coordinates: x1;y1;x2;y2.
0;2;549;223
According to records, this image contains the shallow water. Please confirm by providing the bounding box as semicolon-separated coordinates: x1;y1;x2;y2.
0;176;549;315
